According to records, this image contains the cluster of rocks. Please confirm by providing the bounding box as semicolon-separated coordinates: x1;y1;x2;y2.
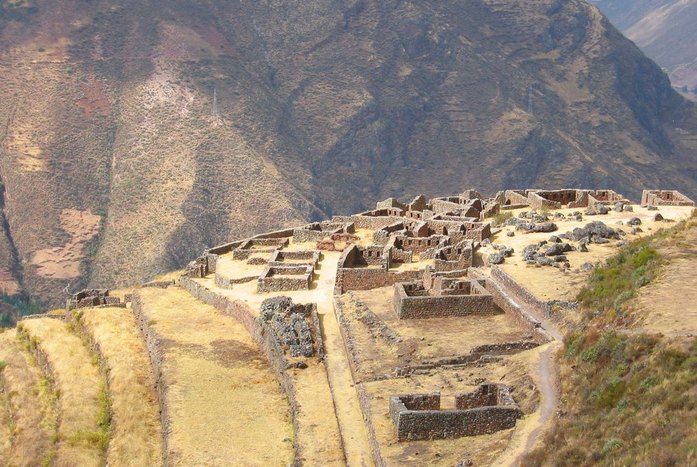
522;238;574;268
487;244;514;265
520;220;630;270
568;221;622;247
586;203;610;215
552;211;583;222
504;212;554;232
613;202;634;213
261;296;320;359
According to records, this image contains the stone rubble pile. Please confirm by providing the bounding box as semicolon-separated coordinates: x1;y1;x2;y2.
261;296;317;358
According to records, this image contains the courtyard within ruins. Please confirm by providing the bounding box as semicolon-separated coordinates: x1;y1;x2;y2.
1;188;694;466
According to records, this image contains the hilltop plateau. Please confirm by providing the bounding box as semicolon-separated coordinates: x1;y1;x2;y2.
0;187;694;465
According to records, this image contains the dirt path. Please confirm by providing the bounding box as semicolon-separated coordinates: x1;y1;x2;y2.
317;253;375;467
487;274;563;467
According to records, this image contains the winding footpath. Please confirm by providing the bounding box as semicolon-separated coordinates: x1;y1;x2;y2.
487;273;564;467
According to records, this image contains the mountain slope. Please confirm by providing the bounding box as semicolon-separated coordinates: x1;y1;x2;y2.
0;0;696;308
591;0;697;98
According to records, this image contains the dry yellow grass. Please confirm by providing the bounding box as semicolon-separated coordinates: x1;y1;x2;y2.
137;287;294;465
204;250;374;465
79;307;163;465
288;361;345;465
0;332;13;461
0;329;56;465
17;318;104;467
634;219;697;336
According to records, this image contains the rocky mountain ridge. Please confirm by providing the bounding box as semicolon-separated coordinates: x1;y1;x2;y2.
0;0;696;309
590;0;697;100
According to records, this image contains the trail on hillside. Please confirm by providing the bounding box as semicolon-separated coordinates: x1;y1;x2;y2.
489;275;564;467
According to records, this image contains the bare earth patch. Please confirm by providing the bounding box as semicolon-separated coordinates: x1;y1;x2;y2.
31;208;101;279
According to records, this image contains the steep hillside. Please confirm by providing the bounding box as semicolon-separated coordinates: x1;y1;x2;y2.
591;0;697;99
525;213;697;465
1;0;696;307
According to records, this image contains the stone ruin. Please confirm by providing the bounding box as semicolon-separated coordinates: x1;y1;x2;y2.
496;189;629;211
389;384;522;441
184;255;210;278
260;296;324;360
316;232;360;252
257;250;320;293
292;221;355;243
232;237;289;260
257;264;315;293
641;189;695;207
66;289;123;311
393;277;497;319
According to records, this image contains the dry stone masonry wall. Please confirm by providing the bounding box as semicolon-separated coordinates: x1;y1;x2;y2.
389;384;522;441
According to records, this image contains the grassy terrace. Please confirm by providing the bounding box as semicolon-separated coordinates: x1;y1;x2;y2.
17;318;106;467
76;307;163;465
0;329;55;465
526;214;697;465
135;287;295;465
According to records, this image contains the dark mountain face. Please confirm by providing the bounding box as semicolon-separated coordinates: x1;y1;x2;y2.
591;0;697;98
0;0;695;308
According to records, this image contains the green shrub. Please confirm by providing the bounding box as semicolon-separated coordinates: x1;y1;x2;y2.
492;211;513;226
577;240;661;314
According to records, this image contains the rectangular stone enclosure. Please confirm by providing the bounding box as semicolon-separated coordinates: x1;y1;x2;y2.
389;385;522;441
257;265;314;293
393;280;497;319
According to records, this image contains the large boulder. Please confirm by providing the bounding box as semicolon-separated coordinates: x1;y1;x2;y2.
545;243;573;256
571;221;620;242
488;252;505;265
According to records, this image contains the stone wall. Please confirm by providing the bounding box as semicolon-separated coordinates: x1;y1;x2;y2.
292;222;355;243
431;198;462;214
394;235;445;254
66;289;122;310
641;189;695;206
268;250;321;265
214;272;257;289
372;222;406;244
467;267;552;343
393;281;497;319
334;267;421;295
348;213;405;230
252;228;296;239
130;294;174;463
389;386;522;441
257;265;314;293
